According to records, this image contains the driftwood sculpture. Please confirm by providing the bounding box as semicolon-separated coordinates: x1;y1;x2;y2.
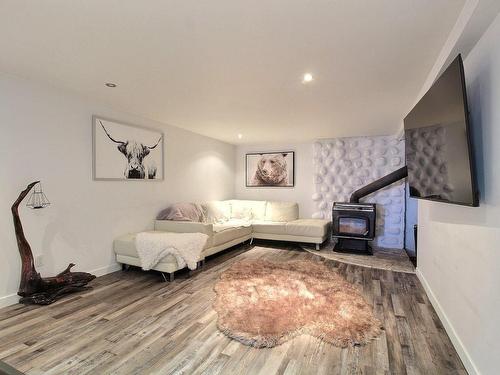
12;181;96;305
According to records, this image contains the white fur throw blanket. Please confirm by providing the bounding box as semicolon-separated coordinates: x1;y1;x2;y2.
135;232;208;271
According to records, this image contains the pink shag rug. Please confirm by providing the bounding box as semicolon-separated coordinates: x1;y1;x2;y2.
214;259;382;348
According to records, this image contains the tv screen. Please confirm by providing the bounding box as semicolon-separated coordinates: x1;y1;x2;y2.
404;55;479;206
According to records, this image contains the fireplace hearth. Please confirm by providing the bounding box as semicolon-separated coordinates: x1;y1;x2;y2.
332;202;376;254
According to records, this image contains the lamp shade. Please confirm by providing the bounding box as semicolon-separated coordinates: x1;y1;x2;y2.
26;182;50;209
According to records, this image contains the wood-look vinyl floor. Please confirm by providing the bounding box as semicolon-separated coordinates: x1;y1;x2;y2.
0;243;466;375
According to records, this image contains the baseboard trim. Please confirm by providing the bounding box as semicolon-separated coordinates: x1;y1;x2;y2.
0;293;19;309
416;267;479;375
0;262;122;309
90;263;122;277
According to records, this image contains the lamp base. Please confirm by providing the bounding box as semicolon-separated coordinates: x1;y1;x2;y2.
13;182;95;305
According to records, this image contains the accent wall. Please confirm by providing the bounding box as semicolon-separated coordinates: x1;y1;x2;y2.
312;136;406;248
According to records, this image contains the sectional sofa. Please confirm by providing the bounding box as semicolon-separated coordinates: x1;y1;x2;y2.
113;200;330;280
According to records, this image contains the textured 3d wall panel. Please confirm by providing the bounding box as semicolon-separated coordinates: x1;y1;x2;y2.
312;135;405;248
406;125;453;200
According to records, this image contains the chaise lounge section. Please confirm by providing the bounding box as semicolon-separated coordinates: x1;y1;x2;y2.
113;200;330;280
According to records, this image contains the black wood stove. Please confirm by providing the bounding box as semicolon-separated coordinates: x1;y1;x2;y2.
332;166;408;255
332;202;376;254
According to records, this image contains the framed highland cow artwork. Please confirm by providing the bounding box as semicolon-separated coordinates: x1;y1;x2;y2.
92;116;164;180
246;151;295;187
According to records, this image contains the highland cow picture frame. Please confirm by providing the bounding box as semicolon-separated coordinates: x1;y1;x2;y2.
246;151;295;187
92;116;164;181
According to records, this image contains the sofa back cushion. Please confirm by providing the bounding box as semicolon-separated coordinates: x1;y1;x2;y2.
265;201;299;222
228;200;267;220
205;201;231;223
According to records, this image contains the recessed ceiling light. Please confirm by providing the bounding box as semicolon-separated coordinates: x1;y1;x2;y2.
302;73;314;83
105;82;117;88
237;134;243;139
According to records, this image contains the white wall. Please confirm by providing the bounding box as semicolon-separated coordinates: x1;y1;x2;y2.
417;13;500;375
234;143;314;218
0;74;235;307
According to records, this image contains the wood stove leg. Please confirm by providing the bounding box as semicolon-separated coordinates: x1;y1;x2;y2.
367;244;374;256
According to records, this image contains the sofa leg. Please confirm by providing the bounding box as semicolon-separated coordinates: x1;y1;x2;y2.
316;243;320;250
250;237;254;245
161;272;174;282
122;263;130;271
189;262;204;277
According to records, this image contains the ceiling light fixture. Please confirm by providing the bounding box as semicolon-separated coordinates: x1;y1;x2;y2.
237;134;243;139
105;82;117;88
302;73;314;83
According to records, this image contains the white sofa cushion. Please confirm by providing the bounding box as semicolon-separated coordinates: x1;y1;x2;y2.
213;219;251;232
213;226;252;246
155;220;213;236
114;232;191;264
114;233;139;257
251;220;287;235
230;205;252;220
286;219;330;238
265;201;299;222
205;201;231;223
228;200;267;220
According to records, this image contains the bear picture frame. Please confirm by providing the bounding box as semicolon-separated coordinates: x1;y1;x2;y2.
246;151;295;187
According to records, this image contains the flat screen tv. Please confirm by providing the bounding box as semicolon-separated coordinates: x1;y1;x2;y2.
404;54;479;206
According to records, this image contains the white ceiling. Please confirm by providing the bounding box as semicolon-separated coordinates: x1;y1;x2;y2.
0;0;465;144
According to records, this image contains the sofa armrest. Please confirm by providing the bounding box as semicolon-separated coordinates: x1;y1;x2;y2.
154;220;214;236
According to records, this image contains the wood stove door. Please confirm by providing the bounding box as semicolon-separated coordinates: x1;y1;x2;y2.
333;213;373;239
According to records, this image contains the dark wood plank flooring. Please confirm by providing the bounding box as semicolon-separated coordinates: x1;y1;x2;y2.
0;242;466;374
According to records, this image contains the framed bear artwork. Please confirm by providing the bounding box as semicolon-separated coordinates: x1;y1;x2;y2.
246;151;295;187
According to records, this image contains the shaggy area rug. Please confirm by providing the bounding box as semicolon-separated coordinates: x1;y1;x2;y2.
214;259;382;348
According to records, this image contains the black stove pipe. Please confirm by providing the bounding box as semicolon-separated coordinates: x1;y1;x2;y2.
349;166;408;203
